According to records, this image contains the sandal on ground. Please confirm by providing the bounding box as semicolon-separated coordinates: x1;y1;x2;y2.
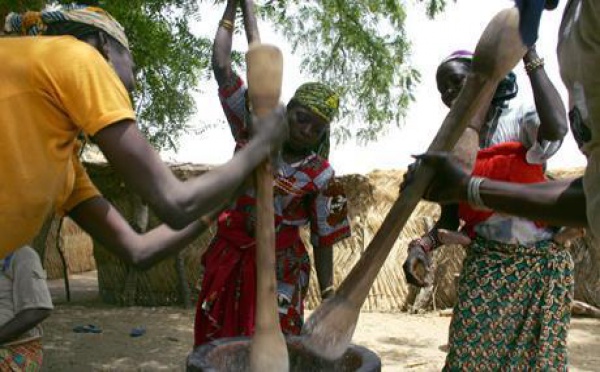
130;326;146;337
72;324;102;334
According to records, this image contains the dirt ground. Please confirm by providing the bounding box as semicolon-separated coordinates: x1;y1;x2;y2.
42;271;600;371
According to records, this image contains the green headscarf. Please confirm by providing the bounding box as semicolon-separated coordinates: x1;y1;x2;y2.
290;82;340;123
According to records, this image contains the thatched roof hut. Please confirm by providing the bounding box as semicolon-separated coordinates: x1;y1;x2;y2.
44;164;598;311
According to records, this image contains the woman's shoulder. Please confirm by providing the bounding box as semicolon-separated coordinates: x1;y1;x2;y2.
46;36;107;66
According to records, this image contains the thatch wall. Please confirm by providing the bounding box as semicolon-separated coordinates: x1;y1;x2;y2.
33;215;96;280
84;162;213;307
546;169;600;308
50;164;598;310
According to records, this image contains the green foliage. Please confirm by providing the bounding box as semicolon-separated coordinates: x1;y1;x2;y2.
99;1;211;151
253;0;450;143
3;0;210;151
420;0;450;19
3;0;451;149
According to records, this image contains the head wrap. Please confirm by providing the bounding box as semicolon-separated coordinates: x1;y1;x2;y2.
288;82;340;159
290;82;340;124
5;4;129;50
441;50;473;65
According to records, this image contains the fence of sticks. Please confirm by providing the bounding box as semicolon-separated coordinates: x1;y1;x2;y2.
37;163;599;311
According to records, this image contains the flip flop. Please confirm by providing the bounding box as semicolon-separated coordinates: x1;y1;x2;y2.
72;324;102;334
130;326;146;337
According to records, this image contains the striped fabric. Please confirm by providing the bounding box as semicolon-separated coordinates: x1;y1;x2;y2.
5;5;128;49
481;101;561;164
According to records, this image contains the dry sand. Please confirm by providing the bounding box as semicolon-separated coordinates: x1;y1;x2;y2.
42;271;600;371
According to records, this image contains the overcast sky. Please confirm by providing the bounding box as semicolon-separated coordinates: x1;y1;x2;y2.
162;0;587;175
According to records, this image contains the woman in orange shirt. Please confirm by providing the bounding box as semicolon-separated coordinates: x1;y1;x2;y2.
1;5;286;265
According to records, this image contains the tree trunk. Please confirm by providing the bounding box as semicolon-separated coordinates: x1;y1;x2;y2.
176;253;191;308
31;214;57;259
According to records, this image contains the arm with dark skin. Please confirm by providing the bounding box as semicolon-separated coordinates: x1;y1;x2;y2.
92;113;283;230
314;246;334;299
404;155;586;287
410;204;462;252
0;251;53;344
69;196;225;270
76;0;279;271
402;156;463;287
212;0;237;87
414;152;588;227
476;176;586;226
402;203;462;287
0;309;51;344
403;82;487;286
88;0;286;231
434;204;461;231
524;46;568;142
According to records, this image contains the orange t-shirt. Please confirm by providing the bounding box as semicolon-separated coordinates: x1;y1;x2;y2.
0;35;135;257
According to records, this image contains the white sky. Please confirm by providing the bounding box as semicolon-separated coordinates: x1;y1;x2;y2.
162;0;587;175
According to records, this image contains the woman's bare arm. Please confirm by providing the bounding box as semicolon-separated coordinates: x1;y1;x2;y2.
212;0;237;87
69;196;223;269
92;113;284;229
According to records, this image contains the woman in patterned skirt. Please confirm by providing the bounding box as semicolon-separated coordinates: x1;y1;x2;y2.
194;0;351;346
403;49;571;370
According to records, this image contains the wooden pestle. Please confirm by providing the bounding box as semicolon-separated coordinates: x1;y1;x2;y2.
247;43;289;372
241;0;289;370
301;7;528;361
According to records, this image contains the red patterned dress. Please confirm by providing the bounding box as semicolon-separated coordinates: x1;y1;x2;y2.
194;74;351;346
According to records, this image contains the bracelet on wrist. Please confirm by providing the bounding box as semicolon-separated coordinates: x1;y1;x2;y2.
219;19;234;32
525;57;545;74
467;176;490;211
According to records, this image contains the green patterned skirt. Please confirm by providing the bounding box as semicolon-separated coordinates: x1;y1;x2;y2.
444;237;573;371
